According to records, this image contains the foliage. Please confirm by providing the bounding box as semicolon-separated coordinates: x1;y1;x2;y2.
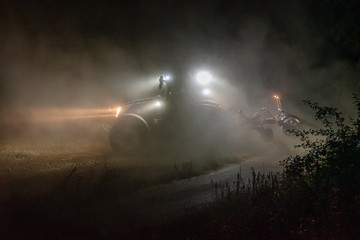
281;95;360;225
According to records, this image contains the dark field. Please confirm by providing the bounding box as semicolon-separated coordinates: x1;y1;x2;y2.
0;120;252;239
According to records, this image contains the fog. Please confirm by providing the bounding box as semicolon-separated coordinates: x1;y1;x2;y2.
0;1;358;158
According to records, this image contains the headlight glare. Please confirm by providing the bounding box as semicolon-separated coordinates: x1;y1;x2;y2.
196;71;212;85
115;106;122;117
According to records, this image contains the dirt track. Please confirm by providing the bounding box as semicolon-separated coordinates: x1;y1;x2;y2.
114;153;284;218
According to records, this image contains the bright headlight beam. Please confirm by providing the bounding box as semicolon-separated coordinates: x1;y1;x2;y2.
115;106;122;117
202;88;211;95
196;71;212;85
155;100;162;107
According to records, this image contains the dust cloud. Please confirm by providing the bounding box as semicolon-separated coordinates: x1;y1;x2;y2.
0;0;358;162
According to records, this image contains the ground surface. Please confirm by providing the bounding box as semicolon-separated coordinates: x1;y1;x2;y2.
0;121;300;238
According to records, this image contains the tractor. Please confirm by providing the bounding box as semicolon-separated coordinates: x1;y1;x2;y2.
108;70;302;155
108;71;232;155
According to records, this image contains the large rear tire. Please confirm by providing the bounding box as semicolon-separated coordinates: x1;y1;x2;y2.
109;118;149;155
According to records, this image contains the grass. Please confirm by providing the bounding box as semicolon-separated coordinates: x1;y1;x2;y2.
2;141;358;239
144;168;360;240
144;169;285;239
0;136;243;239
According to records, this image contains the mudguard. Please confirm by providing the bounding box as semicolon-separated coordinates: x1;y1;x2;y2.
120;113;151;135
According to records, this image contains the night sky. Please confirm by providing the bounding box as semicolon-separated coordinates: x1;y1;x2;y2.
0;0;359;114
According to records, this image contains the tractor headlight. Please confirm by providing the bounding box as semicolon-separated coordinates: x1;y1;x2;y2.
196;71;212;85
115;106;122;117
202;88;211;95
109;106;123;118
155;100;163;108
164;75;171;81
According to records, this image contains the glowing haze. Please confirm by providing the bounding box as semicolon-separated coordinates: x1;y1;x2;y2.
0;0;358;140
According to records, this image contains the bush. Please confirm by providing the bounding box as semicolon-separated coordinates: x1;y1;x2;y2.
281;95;360;232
